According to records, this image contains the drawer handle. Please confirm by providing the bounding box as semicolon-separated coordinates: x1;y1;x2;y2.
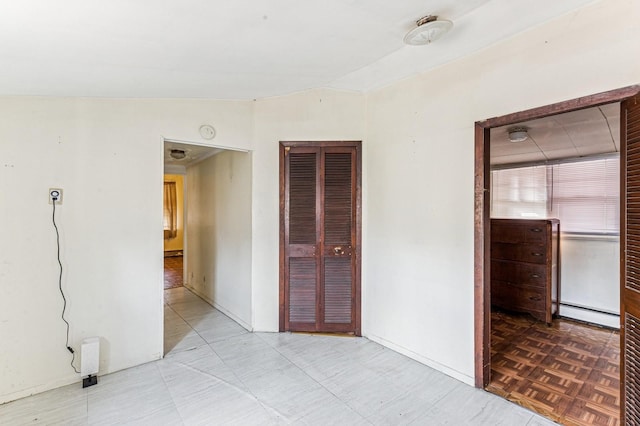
531;252;543;257
530;228;542;233
529;296;542;301
530;274;540;278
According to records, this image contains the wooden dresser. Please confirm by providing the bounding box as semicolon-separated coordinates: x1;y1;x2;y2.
491;218;560;324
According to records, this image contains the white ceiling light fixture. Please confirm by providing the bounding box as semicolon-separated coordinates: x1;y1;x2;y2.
403;15;453;46
508;127;529;143
169;149;187;160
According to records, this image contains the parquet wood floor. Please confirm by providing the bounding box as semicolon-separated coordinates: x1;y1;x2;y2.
164;255;183;289
487;310;620;426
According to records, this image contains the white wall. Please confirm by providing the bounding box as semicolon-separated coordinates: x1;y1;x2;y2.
0;97;252;404
251;88;366;331
363;0;639;385
186;150;253;329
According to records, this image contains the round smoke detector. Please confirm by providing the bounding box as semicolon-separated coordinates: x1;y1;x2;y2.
199;124;216;140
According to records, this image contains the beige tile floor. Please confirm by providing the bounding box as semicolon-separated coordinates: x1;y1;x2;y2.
0;287;558;425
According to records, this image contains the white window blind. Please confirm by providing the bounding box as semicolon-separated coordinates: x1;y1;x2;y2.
491;156;619;234
550;158;619;233
491;165;548;219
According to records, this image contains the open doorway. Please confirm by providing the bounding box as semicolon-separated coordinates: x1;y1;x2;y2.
473;85;640;424
485;106;621;424
162;139;253;355
163;141;222;294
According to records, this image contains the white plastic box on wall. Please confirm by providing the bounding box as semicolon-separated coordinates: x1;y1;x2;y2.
81;337;100;378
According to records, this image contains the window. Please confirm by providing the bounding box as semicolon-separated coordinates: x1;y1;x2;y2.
550;158;619;233
491;165;548;219
163;181;177;239
491;156;619;234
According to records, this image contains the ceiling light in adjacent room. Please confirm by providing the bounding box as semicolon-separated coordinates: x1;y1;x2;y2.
508;127;529;143
404;15;453;45
170;149;187;160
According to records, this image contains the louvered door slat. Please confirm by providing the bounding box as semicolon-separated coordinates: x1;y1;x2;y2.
324;153;352;243
324;258;352;323
623;94;640;425
321;151;355;330
285;151;318;329
626;313;640;422
289;153;317;244
289;258;316;323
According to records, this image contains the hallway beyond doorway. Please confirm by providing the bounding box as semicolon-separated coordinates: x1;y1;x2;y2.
163;252;183;290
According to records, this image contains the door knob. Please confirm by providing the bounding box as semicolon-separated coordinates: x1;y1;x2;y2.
333;246;344;255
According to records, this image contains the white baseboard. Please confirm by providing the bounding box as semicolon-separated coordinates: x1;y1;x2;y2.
0;355;162;405
184;285;253;332
365;332;475;387
0;375;79;405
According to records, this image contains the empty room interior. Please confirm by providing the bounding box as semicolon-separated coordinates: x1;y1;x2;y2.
1;0;639;425
487;105;621;424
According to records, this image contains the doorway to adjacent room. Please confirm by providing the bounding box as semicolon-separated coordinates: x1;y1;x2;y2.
474;85;640;424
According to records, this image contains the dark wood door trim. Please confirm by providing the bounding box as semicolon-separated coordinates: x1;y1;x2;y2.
478;86;640;128
474;85;640;389
279;140;362;335
474;123;491;386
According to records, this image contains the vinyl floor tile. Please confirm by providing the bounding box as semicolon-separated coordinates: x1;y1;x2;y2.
1;289;559;425
0;382;88;425
425;382;536;426
87;363;180;425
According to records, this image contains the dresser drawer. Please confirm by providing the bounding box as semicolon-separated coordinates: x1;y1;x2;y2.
491;242;548;264
491;223;548;244
490;218;559;324
491;280;546;313
491;260;547;287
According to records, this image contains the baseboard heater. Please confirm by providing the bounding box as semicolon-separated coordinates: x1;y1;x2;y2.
560;302;619;316
559;302;620;329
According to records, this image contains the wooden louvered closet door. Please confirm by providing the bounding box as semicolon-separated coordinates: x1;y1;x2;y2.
622;95;640;425
280;142;361;335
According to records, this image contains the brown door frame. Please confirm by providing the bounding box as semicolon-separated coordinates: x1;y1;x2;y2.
474;85;640;389
279;140;362;335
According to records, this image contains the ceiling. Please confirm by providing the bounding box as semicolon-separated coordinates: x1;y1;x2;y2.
490;103;620;166
0;0;596;100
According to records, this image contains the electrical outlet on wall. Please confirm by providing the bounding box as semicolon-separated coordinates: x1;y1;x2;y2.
49;188;63;204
